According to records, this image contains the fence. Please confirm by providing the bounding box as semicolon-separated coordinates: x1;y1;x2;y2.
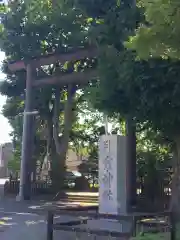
47;207;134;240
136;177;171;211
46;206;172;240
4;180;52;196
4;178;97;196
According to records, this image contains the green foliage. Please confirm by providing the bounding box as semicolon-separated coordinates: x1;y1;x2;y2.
81;0;180;144
0;0;104;183
132;232;170;240
89;46;180;140
70;103;103;178
77;0;119;18
8;144;21;172
0;0;87;128
126;0;180;59
136;125;172;192
0;0;177;188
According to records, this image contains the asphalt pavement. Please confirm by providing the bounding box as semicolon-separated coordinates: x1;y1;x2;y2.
0;179;121;240
0;179;86;240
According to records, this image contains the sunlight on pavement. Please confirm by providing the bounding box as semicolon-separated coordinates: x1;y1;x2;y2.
0;218;17;227
66;192;98;196
0;212;47;240
16;212;38;216
0;221;5;225
0;222;17;226
28;205;42;210
1;217;12;221
62;202;98;206
25;220;45;226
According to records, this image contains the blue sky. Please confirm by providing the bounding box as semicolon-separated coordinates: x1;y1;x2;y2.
0;51;12;144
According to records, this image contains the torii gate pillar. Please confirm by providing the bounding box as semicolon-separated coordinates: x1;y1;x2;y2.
16;64;35;201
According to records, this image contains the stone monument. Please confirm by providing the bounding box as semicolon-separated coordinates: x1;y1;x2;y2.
99;135;130;215
85;134;132;234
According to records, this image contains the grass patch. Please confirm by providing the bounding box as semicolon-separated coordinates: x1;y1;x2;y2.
131;232;169;240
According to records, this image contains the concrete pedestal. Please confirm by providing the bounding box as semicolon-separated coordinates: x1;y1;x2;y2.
87;218;132;232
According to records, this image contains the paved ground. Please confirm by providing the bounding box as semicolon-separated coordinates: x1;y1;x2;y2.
0;179;100;240
0;198;85;240
0;211;46;239
0;179;169;240
0;179;50;240
0;211;87;240
0;200;115;240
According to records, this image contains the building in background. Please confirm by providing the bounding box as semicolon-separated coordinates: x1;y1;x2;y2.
66;149;87;172
0;142;13;178
40;148;86;180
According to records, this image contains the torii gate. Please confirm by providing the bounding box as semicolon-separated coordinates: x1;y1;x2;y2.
8;47;97;200
8;47;136;205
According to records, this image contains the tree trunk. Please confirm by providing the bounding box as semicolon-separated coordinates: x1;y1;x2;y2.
52;85;76;192
126;117;137;211
46;116;58;191
53;88;61;155
53;85;75;155
45;113;62;192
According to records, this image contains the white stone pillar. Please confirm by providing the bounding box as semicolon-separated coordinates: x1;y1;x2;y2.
99;135;129;215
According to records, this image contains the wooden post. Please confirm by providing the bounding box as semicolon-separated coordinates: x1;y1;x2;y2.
170;211;176;240
121;0;137;212
17;64;35;201
126;118;137;211
47;211;54;240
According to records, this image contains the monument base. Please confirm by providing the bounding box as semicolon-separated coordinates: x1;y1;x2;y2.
87;219;132;233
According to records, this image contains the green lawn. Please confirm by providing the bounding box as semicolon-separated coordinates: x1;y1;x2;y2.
132;222;180;240
132;233;169;240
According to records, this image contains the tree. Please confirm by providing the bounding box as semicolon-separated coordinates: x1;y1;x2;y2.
73;102;124;187
0;0;92;191
8;144;21;174
124;1;180;225
80;0;180;215
3;99;49;180
70;102;104;184
125;0;180;59
136;126;172;208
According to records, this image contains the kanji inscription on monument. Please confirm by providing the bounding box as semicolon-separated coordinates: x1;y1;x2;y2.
99;135;118;214
102;155;113;201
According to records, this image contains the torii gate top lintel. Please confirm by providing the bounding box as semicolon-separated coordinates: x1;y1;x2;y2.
8;47;97;73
